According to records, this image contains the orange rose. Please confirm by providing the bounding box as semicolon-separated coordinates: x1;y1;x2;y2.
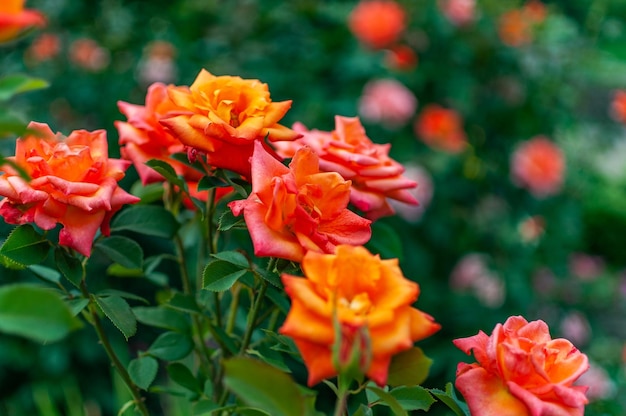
229;142;371;262
273;116;417;220
414;104;467;153
348;0;406;49
0;122;139;256
279;245;440;386
511;136;565;198
160;69;301;177
454;316;589;416
0;0;45;43
498;1;546;47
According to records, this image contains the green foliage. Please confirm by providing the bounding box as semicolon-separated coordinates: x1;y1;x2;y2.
0;284;81;343
386;347;432;387
0;224;50;266
110;205;180;238
128;356;159;390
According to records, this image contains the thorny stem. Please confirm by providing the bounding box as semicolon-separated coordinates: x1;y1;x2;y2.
79;281;149;416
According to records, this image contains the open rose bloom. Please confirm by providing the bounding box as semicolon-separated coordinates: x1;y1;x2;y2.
160;69;301;178
0;122;139;256
454;316;589;416
274;116;417;220
0;0;45;43
280;245;440;386
511;136;565;198
229;141;371;262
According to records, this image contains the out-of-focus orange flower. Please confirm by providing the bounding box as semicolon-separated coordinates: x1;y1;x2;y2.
348;0;406;49
161;69;301;178
384;44;418;71
358;79;417;128
25;32;60;63
610;90;626;123
511;136;565;198
454;316;589;416
116;82;231;207
498;1;547;47
0;0;45;43
438;0;476;27
280;245;440;386
229;142;371;262
69;38;110;71
273;116;417;220
0;122;139;256
414;104;467;153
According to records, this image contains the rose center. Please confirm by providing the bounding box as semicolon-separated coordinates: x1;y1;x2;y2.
339;292;372;316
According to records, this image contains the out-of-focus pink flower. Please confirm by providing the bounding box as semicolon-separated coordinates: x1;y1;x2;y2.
511;136;565;198
0;122;139;256
559;311;591;347
569;253;604;281
384;44;418;71
25;32;60;63
0;0;46;43
414;104;467;153
389;164;432;222
610;90;626;123
273;116;418;220
348;0;406;49
69;38;110;71
438;0;476;27
137;40;177;85
518;215;545;243
454;316;589;416
532;267;558;295
450;253;505;308
575;363;616;401
358;79;417;128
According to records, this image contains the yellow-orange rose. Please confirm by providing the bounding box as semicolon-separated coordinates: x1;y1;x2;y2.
0;122;139;256
0;0;45;43
160;69;301;177
279;245;440;386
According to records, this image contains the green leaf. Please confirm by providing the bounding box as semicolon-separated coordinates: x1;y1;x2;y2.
265;286;290;314
28;264;61;285
253;266;282;288
95;236;143;269
429;383;470;416
96;289;148;304
0;224;50;266
0;74;49;101
218;209;247;231
366;385;408;416
390;386;435;411
166;292;201;314
211;250;249;268
130;181;164;204
144;159;188;191
133;306;190;332
93;295;137;340
128;356;159;390
110;205;179;238
106;263;144;278
54;248;84;288
223;357;309;416
365;221;403;260
148;331;194;361
197;175;230;191
246;346;291;373
0;284;81;343
352;404;373;416
203;260;247;292
386;347;433;387
65;298;90;316
167;363;202;395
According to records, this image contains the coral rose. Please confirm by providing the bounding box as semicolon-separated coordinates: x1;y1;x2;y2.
273;116;417;220
414;104;467;153
228;142;371;263
454;316;589;416
0;122;139;257
511;136;565;198
610;90;626;123
280;244;440;386
160;69;301;178
348;0;406;49
438;0;476;27
0;0;45;43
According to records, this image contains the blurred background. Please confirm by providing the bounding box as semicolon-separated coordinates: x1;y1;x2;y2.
1;0;626;414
